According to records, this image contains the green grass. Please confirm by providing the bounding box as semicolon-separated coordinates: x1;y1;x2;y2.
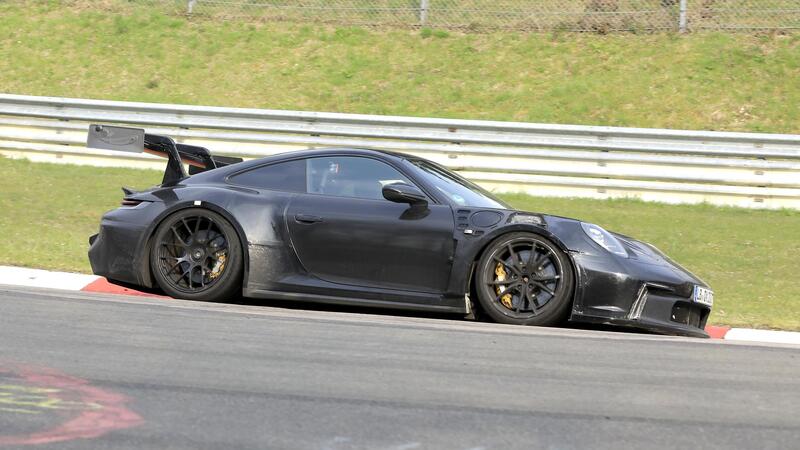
0;158;162;272
1;156;798;330
1;2;800;132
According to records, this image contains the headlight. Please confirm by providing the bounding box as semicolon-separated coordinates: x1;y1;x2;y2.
580;223;628;257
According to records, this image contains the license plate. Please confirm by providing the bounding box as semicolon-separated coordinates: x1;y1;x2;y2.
693;286;714;307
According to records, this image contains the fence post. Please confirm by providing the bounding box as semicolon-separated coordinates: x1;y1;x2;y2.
419;0;430;26
187;0;196;15
678;0;688;32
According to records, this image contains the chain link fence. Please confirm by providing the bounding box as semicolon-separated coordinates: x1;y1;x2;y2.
136;1;800;32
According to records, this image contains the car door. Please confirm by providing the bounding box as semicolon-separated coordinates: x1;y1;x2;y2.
286;155;455;294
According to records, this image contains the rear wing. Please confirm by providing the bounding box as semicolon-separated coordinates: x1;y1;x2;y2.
86;124;243;185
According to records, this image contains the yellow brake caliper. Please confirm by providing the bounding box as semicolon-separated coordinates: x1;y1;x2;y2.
209;253;227;280
495;263;513;309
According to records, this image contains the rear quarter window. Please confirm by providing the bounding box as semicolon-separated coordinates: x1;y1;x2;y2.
229;159;306;192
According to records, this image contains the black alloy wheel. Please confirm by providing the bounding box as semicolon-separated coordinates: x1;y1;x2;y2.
475;232;574;326
150;208;242;302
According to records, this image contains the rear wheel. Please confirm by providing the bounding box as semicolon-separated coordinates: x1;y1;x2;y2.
150;208;242;302
475;232;574;326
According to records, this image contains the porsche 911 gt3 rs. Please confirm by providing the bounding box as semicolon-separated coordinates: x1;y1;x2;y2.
87;124;713;337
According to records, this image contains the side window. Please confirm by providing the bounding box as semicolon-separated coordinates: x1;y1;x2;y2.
306;156;414;201
229;159;306;192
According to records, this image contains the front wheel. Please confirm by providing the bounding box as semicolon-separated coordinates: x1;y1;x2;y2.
150;208;243;302
475;232;574;326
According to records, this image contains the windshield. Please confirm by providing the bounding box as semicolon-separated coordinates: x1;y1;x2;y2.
409;159;510;209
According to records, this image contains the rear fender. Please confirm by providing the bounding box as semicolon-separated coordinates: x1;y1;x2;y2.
137;201;250;290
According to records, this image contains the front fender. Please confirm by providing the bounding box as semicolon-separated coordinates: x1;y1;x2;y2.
448;220;577;298
462;223;571;264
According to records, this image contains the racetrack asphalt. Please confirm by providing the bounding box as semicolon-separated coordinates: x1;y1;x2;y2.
0;285;798;450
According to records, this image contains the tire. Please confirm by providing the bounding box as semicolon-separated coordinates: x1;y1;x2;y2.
475;232;574;326
150;208;243;302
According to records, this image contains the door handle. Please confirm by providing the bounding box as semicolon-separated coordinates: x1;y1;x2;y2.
294;213;323;224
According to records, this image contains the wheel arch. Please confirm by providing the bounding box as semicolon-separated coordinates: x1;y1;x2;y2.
465;225;580;314
136;201;250;290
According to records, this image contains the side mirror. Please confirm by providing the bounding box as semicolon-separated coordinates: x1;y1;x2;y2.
382;183;428;206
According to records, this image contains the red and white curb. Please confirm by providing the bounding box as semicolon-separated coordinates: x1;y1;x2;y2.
0;266;165;298
2;266;799;346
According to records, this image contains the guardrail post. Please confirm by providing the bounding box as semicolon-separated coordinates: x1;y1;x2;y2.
678;0;688;32
419;0;430;25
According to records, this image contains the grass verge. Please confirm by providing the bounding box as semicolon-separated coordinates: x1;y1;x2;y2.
1;156;797;330
1;1;799;133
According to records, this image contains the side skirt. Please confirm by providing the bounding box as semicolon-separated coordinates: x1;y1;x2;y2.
243;288;468;314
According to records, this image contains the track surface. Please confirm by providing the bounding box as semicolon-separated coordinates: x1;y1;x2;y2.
1;286;798;450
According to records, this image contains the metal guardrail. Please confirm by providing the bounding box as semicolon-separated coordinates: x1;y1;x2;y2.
1;93;799;209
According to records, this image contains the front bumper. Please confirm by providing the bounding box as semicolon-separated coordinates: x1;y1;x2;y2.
570;252;712;338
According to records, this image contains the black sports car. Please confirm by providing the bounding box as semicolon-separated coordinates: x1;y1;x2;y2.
87;125;714;337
